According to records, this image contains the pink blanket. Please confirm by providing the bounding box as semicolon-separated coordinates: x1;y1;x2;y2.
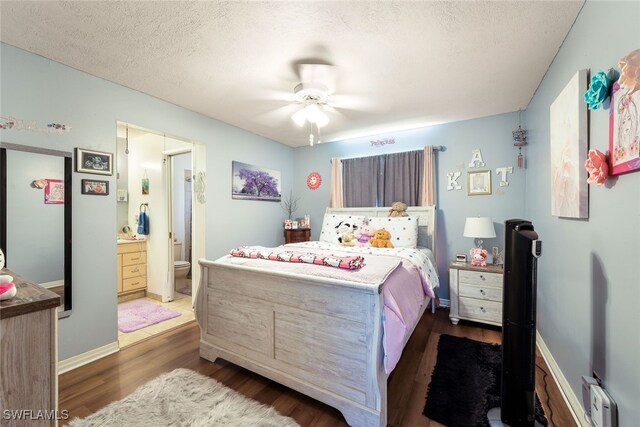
230;246;365;270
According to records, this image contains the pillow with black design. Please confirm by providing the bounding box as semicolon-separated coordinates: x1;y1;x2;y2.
368;216;419;248
319;214;366;243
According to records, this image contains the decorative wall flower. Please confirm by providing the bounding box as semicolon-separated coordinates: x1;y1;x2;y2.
618;49;640;94
584;149;609;186
583;71;612;109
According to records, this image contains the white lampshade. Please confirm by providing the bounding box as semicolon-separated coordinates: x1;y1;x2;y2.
463;217;496;239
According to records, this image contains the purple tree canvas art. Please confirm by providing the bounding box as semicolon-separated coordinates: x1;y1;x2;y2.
232;161;281;201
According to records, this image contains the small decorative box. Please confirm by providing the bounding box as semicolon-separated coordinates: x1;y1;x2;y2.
284;219;292;229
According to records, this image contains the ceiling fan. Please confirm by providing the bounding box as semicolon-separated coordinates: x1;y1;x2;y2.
288;63;337;145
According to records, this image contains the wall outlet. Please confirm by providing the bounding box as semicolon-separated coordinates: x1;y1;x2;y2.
582;376;599;418
590;385;617;427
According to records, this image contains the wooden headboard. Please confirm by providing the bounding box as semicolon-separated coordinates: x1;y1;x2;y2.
325;206;437;261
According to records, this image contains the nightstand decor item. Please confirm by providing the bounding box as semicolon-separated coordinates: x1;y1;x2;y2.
463;217;496;250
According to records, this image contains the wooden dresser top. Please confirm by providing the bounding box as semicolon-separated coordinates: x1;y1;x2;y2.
0;269;61;319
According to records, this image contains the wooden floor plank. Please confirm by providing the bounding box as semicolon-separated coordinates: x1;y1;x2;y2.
59;308;577;426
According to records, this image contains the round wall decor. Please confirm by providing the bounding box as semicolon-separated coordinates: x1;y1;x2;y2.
307;172;322;190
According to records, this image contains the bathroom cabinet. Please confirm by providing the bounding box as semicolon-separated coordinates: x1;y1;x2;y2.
117;241;147;297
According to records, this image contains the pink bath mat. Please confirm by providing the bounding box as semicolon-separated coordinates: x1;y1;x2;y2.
118;299;181;333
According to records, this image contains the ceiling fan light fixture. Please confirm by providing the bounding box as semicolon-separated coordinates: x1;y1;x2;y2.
291;108;307;127
290;103;329;128
304;103;329;127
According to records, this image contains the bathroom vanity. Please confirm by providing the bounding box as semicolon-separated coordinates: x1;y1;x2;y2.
117;241;147;301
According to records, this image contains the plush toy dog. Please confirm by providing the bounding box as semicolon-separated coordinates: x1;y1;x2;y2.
335;221;358;245
339;233;357;247
389;201;409;217
370;228;394;248
470;247;488;267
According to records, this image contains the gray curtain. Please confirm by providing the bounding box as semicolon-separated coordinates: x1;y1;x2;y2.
343;156;380;207
380;150;424;206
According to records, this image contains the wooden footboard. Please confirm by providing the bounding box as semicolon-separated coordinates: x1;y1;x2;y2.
196;259;389;427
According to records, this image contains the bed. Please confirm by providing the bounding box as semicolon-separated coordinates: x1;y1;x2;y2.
195;206;438;427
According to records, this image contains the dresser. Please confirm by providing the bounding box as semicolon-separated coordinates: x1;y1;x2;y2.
449;261;504;326
0;269;60;425
117;241;147;297
284;228;311;244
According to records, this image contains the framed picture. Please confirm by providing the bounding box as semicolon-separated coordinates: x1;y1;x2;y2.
141;178;149;195
44;179;64;204
75;148;113;175
231;161;281;202
549;70;588;218
467;170;492;195
81;179;109;196
609;82;640;175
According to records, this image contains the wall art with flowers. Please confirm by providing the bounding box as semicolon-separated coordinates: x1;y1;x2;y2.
609;48;640;175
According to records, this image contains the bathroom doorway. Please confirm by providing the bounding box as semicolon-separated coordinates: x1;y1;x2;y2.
115;122;206;349
166;150;193;301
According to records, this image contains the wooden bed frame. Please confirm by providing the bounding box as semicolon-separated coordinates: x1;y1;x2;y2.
195;206;437;427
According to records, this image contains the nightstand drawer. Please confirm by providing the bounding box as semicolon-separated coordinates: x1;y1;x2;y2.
459;283;502;302
458;297;502;324
459;270;502;288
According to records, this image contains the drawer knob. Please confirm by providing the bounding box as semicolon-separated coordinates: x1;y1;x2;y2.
480;306;485;312
480;289;486;295
479;275;485;280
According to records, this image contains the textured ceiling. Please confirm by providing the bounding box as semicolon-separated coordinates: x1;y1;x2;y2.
0;1;584;147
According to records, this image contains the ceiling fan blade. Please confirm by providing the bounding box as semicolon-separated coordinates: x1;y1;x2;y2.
254;104;301;126
329;93;386;113
298;64;337;92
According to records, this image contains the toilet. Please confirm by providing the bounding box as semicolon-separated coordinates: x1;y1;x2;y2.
173;241;191;292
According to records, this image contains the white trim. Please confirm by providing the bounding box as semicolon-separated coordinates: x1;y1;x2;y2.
536;331;589;427
39;280;64;289
58;341;119;375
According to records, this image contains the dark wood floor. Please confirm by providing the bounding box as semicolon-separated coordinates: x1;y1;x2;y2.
59;309;576;426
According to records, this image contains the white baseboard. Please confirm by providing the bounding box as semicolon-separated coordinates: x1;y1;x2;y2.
536;331;590;427
40;280;64;289
58;341;119;375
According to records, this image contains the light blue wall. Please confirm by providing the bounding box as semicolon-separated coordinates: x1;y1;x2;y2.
0;43;294;360
293;113;526;299
524;1;639;424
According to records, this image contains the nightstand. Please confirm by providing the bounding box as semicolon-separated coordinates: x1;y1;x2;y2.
284;228;311;244
449;261;503;326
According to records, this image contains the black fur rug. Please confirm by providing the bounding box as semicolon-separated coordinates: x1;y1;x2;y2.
423;334;547;427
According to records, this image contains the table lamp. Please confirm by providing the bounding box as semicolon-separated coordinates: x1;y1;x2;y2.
463;217;496;249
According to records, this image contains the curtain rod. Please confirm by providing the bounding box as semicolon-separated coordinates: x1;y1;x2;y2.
330;145;445;163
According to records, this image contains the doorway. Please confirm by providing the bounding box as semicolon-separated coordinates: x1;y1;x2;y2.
115;122;205;348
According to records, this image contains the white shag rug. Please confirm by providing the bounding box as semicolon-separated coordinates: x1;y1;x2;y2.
69;368;300;427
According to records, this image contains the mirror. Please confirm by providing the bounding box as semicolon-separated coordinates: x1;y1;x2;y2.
0;142;72;316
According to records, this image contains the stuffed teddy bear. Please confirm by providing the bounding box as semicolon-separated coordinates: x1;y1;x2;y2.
388;201;409;217
355;224;375;246
370;228;394;248
339;233;357;247
0;274;16;301
470;247;488;267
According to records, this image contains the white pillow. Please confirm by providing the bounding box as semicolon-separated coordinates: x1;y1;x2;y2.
319;214;366;243
368;216;419;248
